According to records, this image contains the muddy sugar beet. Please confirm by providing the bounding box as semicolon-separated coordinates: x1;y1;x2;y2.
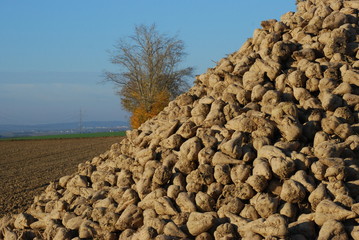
1;0;359;239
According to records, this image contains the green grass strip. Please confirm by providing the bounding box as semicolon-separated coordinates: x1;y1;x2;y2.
0;131;126;141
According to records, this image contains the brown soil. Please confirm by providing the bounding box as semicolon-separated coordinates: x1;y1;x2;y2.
0;136;123;217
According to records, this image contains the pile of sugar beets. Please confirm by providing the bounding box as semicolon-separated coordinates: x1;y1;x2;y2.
1;0;359;239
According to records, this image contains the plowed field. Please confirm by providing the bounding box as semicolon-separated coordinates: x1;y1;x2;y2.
0;136;123;217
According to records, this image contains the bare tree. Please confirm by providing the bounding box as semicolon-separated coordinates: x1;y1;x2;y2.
105;24;194;127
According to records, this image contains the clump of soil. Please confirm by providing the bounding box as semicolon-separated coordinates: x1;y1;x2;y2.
1;0;359;239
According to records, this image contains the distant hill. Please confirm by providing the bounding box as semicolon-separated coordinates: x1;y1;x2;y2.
0;121;129;138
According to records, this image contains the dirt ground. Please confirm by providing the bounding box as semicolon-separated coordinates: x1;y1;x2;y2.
0;136;123;217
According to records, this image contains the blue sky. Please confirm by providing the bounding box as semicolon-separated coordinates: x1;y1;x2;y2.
0;1;296;125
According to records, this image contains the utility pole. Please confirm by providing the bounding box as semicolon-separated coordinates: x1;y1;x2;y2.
79;109;83;133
